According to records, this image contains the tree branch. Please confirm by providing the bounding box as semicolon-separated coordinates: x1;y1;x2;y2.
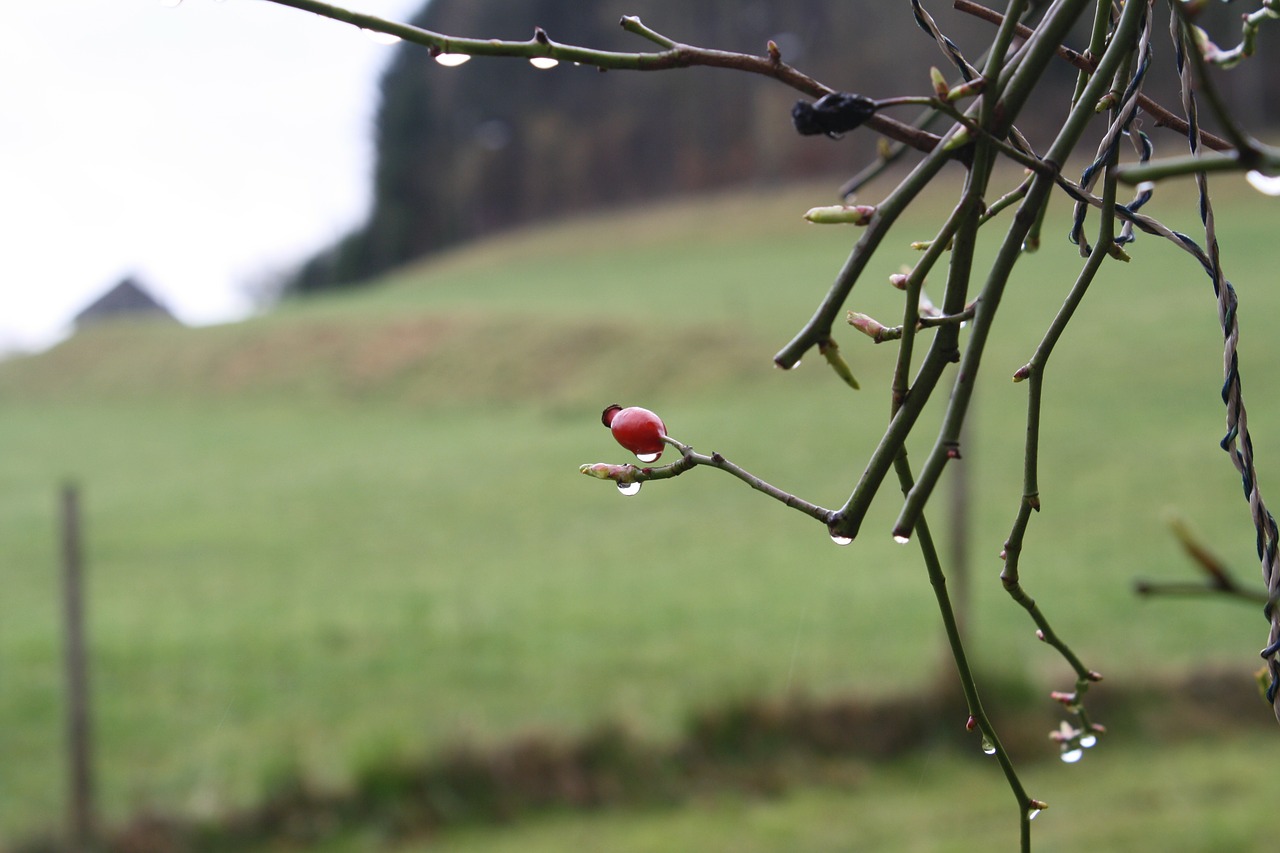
580;437;836;527
954;0;1234;152
260;0;943;154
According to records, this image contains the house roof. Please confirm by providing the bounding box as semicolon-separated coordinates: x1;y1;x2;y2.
73;276;177;327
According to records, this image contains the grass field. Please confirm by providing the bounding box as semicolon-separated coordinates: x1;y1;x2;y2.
3;174;1280;848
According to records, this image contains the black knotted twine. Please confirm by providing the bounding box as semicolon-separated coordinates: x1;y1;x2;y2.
792;92;878;139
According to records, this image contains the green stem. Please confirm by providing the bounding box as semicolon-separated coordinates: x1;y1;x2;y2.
773;147;954;368
890;0;1148;540
892;451;1034;852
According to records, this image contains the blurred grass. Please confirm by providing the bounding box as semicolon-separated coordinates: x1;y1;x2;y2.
3;173;1280;844
359;732;1279;853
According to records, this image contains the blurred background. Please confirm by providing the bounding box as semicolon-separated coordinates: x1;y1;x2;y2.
4;1;1280;850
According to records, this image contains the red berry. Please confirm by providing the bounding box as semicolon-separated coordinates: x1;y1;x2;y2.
601;404;666;460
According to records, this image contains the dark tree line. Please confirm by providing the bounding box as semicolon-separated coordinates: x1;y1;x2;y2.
286;0;1279;294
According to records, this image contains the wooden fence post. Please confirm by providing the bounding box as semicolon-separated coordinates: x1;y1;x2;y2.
61;482;96;850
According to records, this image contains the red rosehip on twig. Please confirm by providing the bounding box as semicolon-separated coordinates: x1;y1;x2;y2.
601;404;667;462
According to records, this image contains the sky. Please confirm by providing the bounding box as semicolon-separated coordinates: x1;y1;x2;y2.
0;0;424;353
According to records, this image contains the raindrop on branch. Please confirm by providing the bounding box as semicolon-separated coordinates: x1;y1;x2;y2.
893;534;911;545
362;29;402;45
830;532;853;546
1079;734;1097;748
1246;170;1280;196
980;737;996;755
635;451;661;463
1060;748;1083;763
617;481;642;497
435;53;471;67
529;56;559;69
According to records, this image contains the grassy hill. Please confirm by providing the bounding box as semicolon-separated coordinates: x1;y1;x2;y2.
4;176;1280;847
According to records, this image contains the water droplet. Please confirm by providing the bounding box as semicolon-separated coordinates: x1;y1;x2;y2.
1079;734;1097;748
893;534;911;545
434;53;471;67
529;56;559;69
1246;170;1280;197
635;451;660;463
617;481;641;496
1060;748;1083;763
1027;807;1042;821
981;737;996;755
362;28;402;45
830;532;852;546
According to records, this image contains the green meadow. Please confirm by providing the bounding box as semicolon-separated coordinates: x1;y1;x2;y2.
3;175;1280;848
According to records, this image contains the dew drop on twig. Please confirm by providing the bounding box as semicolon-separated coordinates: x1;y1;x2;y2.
893;534;911;545
529;56;559;69
830;532;853;546
635;451;660;463
1246;170;1280;197
980;737;996;755
616;481;641;496
1027;807;1042;821
362;28;402;45
1060;748;1084;763
435;53;471;66
1079;734;1097;748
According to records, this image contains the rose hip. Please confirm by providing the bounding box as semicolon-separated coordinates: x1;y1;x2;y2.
601;404;666;460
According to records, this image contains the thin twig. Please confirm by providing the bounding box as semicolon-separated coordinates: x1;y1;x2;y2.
954;0;1234;151
261;0;943;155
580;437;836;526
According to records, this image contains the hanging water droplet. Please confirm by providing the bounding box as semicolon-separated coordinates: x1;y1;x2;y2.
362;28;402;45
1246;170;1280;197
1079;734;1097;748
435;53;471;66
1027;807;1042;821
529;56;559;69
1060;748;1083;763
617;481;641;496
893;534;911;545
830;532;852;546
635;451;660;463
980;737;996;755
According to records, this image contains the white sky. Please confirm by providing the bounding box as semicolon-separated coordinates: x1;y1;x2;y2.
0;0;424;353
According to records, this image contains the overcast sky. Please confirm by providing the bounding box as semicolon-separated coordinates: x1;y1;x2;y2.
1;0;423;353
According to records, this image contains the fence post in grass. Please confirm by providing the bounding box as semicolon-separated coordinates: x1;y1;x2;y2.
60;481;96;850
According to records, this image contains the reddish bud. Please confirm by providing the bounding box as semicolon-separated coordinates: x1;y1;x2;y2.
602;404;666;460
